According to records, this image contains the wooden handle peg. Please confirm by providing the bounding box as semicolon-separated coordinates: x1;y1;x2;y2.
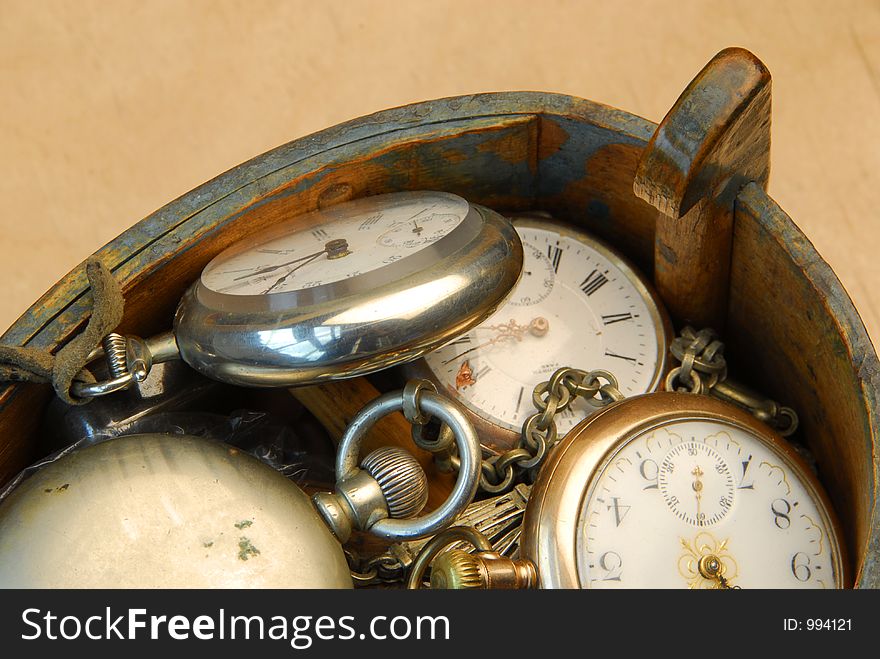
634;47;772;331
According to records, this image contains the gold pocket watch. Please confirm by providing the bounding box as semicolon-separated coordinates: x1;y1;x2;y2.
73;191;523;396
414;391;847;589
406;214;671;451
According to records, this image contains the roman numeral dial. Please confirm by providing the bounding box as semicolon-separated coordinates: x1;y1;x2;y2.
422;218;670;443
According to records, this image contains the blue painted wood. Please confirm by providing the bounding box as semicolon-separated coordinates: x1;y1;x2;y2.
0;87;875;586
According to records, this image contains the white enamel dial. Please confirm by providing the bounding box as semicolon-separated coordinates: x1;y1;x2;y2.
576;420;842;588
423;220;667;434
200;192;469;296
658;441;735;526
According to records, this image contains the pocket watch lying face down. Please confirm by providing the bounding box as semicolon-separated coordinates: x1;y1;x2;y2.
521;392;846;589
409;215;670;451
0;385;482;588
74;191;523;397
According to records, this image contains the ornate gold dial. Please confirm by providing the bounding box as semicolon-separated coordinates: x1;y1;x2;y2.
521;392;847;589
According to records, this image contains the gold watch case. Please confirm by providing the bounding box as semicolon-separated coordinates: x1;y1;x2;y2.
521;391;848;589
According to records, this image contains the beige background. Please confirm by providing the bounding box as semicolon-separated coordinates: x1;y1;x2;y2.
1;0;878;346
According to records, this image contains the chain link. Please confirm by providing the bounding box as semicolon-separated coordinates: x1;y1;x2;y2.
666;326;727;394
485;367;623;494
666;326;799;437
408;368;622;496
346;548;407;587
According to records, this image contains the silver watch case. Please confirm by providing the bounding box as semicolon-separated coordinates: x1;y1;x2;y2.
173;196;523;387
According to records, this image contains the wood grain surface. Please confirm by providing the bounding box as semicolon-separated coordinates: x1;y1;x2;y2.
1;0;878;349
635;47;771;330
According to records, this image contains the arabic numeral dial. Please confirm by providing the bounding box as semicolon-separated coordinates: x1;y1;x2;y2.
574;419;844;588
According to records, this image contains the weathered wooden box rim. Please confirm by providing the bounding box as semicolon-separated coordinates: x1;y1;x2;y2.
1;89;878;587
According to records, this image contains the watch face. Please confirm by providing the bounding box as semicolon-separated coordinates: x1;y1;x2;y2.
200;191;470;296
423;219;668;434
174;191;523;387
575;418;843;588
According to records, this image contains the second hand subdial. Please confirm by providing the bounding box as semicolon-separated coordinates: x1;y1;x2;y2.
659;442;735;527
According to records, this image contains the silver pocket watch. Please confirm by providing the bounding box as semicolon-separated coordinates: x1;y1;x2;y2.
73;191;523;396
0;190;524;587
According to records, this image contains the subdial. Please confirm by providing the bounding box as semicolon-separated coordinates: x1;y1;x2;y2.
507;243;556;307
376;212;459;249
658;442;735;526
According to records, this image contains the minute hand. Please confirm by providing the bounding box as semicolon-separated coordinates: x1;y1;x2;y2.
440;317;549;365
441;333;512;365
263;251;326;294
234;248;327;281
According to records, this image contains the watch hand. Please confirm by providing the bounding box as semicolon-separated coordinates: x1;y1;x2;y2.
692;465;704;518
697;554;741;590
441;334;510;365
234;249;325;280
405;204;436;223
441;317;549;365
262;250;325;294
486;317;550;338
235;238;349;280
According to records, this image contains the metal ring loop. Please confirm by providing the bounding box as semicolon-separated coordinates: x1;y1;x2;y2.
588;369;620;391
69;372;135;399
776;407;799;437
479;454;516;494
402;379;436;426
480;468;515;495
532;385;569;417
350;568;379;587
336;389;481;541
515;436;547;470
665;366;702;394
670;338;727;374
679;349;697;385
495;448;531;475
412;420;455;454
595;383;624;405
535;396;561;431
68;333;170;400
406;526;494;589
521;415;556;452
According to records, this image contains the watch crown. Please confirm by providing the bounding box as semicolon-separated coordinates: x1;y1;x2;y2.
430;549;484;589
360;446;428;519
429;549;538;590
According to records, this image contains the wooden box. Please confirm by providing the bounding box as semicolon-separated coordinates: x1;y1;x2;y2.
1;48;878;587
